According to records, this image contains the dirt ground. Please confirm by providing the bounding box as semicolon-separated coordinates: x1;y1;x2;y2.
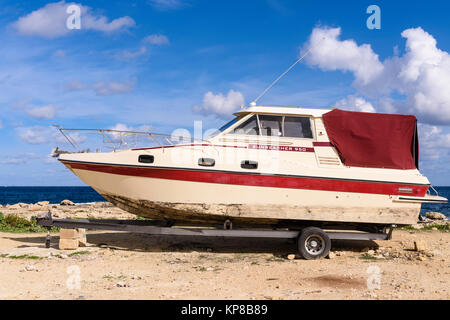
0;227;449;300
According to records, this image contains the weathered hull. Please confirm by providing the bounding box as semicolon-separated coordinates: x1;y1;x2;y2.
66;164;422;226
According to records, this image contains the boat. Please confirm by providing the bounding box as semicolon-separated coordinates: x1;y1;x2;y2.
55;105;448;228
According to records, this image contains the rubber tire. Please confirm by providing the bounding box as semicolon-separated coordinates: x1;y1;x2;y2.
297;227;331;260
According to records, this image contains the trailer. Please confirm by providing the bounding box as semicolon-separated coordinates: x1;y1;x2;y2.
35;211;394;260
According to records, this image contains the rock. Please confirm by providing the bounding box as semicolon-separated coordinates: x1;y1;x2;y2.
28;205;43;212
367;250;375;255
425;212;446;220
25;265;36;272
60;200;75;206
287;254;296;260
116;281;129;288
411;224;423;230
414;240;427;252
417;256;427;261
432;227;438;231
36;201;50;206
8;203;28;210
327;252;336;259
59;238;79;250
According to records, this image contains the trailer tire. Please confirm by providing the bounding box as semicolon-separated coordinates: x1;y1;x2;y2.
297;227;331;260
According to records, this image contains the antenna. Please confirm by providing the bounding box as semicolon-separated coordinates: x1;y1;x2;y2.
250;37;326;106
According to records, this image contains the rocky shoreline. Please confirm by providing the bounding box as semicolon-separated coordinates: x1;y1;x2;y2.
0;200;137;221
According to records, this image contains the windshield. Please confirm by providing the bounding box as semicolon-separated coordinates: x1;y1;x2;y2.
205;117;240;139
218;117;239;132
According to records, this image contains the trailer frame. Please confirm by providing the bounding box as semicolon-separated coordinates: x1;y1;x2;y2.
35;211;394;259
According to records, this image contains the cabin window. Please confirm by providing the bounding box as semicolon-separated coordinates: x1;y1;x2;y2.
258;115;283;137
232;115;260;135
283;116;313;138
138;155;154;163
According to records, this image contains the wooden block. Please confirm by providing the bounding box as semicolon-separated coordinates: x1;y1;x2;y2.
59;238;79;250
60;228;79;239
77;229;88;247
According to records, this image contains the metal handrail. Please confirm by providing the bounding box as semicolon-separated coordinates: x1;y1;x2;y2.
53;126;211;152
427;185;440;196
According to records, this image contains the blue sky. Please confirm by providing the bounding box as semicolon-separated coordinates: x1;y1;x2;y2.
0;0;449;186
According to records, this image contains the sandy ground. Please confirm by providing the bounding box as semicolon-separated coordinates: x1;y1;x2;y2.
0;202;449;300
0;226;449;300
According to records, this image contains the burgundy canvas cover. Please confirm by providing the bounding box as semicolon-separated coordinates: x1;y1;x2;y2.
322;109;418;170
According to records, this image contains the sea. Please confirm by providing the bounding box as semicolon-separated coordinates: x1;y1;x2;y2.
0;186;449;218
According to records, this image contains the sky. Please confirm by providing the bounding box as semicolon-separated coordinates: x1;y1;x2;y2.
0;0;449;186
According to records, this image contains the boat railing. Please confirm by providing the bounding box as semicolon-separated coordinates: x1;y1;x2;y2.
427;185;440;197
53;126;211;153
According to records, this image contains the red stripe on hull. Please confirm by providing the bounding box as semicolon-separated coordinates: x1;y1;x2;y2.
62;161;429;197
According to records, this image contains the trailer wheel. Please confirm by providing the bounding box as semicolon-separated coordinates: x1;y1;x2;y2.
297;227;331;260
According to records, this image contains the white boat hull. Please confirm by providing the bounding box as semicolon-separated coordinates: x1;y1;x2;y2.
64;162;423;226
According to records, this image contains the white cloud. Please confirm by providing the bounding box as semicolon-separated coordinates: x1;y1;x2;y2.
2;153;41;165
16;125;86;145
107;123;153;145
302;26;384;85
109;123;152;133
142;34;170;45
148;0;184;11
13;1;135;39
64;80;88;91
334;95;375;113
418;124;450;161
25;105;57;120
118;46;148;59
93;79;136;96
64;79;136;96
192;90;245;118
304;26;450;125
16;126;52;144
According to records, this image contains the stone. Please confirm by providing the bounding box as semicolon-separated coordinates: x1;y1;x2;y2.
60;229;79;239
28;205;42;212
287;254;296;260
414;240;427;252
60;199;75;206
25;265;36;271
367;250;375;255
59;238;79;250
411;224;423;230
116;281;128;288
8;204;22;210
36;201;50;206
417;256;427;261
327;252;336;259
425;212;446;220
77;229;88;247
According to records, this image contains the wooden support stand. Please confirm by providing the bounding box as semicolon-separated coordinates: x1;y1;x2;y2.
58;228;87;250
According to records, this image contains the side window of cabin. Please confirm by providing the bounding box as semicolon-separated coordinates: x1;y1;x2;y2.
258;115;283;137
283;116;313;138
232;115;260;135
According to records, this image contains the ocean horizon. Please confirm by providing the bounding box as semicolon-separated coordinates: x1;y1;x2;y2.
0;186;449;218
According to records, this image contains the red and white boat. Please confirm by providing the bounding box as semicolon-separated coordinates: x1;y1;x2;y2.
57;106;447;228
